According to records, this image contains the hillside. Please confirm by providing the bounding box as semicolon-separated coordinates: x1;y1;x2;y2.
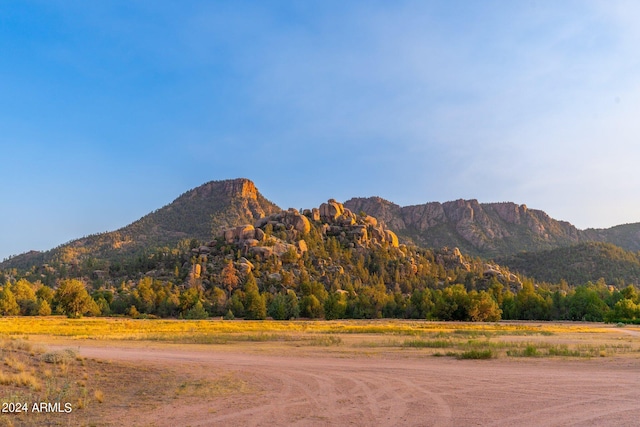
498;242;640;286
583;223;640;252
1;178;280;270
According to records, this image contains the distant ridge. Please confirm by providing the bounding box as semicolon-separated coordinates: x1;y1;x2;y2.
344;197;640;258
498;242;640;285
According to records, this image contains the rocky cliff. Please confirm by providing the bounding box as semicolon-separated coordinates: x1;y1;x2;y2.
345;197;590;258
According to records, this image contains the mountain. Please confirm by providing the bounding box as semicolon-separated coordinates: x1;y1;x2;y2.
1;178;280;270
344;197;640;258
2;184;634;323
583;223;640;252
498;242;640;285
4;179;640;281
344;197;585;258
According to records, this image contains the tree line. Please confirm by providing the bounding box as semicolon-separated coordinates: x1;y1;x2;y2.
2;273;640;324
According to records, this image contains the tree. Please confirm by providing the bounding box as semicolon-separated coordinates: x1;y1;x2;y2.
227;291;245;317
515;282;550;320
179;287;201;313
220;260;240;297
300;295;323;318
205;287;227;316
132;277;157;314
243;273;266;320
621;285;639;303
324;292;347;320
94;296;111;316
568;285;609;321
268;293;289;320
54;279;99;318
410;288;434;319
185;300;209;319
37;299;52;316
36;285;55;305
468;291;502;322
606;298;640;322
0;288;20;316
11;279;37;315
433;285;470;321
286;290;300;319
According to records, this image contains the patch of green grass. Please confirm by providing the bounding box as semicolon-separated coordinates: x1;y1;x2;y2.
547;345;582;357
457;349;494;359
432;351;458;358
507;344;539;357
524;344;539;357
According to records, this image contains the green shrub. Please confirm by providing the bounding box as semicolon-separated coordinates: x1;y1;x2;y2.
457;349;494;359
507;343;540;357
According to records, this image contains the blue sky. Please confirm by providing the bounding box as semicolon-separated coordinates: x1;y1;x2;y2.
2;1;640;260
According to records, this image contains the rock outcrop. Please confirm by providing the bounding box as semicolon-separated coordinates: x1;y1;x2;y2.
212;199;401;262
314;199;399;249
344;197;585;257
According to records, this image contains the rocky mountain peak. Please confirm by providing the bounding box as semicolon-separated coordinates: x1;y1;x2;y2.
189;178;258;200
223;178;258;199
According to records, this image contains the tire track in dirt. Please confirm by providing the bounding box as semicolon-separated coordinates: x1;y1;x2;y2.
72;345;640;426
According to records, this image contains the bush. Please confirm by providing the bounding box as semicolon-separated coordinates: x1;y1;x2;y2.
457;349;494;360
507;344;540;357
42;348;78;364
184;301;209;319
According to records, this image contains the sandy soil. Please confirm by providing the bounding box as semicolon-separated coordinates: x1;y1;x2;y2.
61;341;640;427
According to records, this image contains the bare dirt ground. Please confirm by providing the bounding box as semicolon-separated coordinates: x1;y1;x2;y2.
47;336;640;427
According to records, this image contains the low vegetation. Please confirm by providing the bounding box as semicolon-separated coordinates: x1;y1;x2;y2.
0;318;636;361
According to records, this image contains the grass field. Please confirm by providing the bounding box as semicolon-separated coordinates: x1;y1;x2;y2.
0;318;638;426
0;316;614;338
0;317;637;361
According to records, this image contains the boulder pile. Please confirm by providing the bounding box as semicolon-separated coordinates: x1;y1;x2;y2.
314;199;399;249
207;199;400;261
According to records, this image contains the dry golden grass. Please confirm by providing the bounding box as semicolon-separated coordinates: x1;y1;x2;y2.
0;318;636;367
0;316;615;342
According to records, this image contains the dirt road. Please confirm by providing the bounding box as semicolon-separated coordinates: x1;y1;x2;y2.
72;343;640;427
